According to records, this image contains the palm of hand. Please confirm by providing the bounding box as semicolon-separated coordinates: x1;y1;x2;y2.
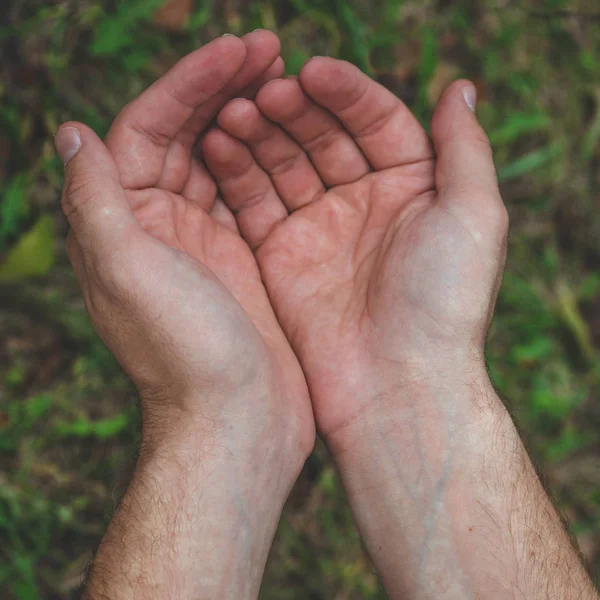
204;58;508;437
66;34;314;444
256;166;502;437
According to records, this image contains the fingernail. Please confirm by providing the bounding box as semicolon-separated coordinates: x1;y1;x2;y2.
252;28;266;32
55;127;81;165
462;86;477;112
221;33;236;38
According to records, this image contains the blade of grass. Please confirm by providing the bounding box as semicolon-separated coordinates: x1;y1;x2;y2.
489;111;551;146
498;141;565;182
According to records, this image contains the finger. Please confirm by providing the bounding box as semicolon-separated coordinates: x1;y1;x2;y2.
255;77;371;186
152;31;282;195
430;81;508;232
179;156;217;210
178;30;282;142
299;57;434;170
217;98;325;209
209;197;240;234
105;35;248;188
185;56;285;209
240;56;286;99
202;128;287;249
56;123;141;259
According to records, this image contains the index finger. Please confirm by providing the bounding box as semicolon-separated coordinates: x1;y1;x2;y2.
104;35;247;189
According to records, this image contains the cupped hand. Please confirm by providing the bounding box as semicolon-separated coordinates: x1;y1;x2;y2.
57;33;315;459
202;58;509;442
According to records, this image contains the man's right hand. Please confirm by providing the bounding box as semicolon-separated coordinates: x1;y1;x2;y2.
57;32;314;456
56;33;315;600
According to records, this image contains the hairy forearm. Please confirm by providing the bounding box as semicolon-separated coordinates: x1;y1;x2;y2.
83;411;297;600
329;373;597;600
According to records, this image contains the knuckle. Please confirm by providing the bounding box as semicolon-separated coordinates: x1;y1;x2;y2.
61;176;104;218
302;127;339;155
269;152;302;176
447;125;493;157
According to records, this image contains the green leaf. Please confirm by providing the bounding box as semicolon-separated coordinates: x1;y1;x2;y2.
579;273;600;301
0;215;56;281
336;0;371;73
55;413;128;440
23;395;53;422
557;280;597;364
416;27;438;118
91;0;165;56
187;0;212;31
512;337;553;364
0;173;30;248
497;142;565;182
489;112;550;147
10;553;38;600
545;426;595;462
286;50;311;76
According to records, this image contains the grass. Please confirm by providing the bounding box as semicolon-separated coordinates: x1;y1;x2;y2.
1;0;600;597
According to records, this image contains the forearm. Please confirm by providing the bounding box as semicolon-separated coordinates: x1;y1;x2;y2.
83;409;297;600
329;372;597;599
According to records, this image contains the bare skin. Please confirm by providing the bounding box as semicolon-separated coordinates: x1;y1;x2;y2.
201;58;598;598
56;30;598;599
56;32;315;600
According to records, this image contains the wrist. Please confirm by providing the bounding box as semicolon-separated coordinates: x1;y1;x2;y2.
86;395;303;600
138;387;313;482
325;368;593;600
325;358;499;456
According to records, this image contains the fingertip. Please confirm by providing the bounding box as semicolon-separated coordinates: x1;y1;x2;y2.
218;99;259;134
255;76;286;99
440;79;477;110
55;125;82;165
211;33;248;63
431;79;483;142
461;82;477;113
256;77;302;117
267;56;286;79
299;57;352;96
56;121;95;140
298;55;330;77
55;121;114;170
241;28;281;60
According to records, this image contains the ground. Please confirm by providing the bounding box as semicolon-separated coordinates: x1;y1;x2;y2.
1;1;600;598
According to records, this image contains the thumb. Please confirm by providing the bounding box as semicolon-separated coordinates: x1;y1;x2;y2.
55;123;139;258
430;80;506;223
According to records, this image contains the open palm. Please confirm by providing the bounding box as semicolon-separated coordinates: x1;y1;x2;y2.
203;58;509;440
64;33;314;450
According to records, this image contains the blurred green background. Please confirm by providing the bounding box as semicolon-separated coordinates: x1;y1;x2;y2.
1;0;600;597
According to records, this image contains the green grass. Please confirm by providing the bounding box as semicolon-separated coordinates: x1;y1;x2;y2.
1;1;600;597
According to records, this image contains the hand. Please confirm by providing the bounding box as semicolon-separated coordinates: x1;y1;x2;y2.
201;58;600;600
58;33;317;600
202;58;508;442
57;32;314;462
